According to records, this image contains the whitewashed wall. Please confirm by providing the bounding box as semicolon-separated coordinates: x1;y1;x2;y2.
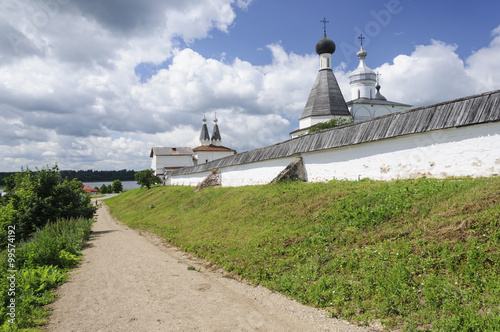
349;104;411;122
169;121;500;187
152;155;194;176
166;170;212;186
196;151;234;165
220;157;297;187
304;121;500;182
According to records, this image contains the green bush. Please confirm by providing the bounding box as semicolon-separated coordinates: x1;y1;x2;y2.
135;169;161;189
111;179;123;193
0;217;93;330
0;166;96;248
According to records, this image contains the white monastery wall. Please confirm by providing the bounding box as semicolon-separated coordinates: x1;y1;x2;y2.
168;121;500;187
219;157;297;187
304;121;500;182
166;170;212;187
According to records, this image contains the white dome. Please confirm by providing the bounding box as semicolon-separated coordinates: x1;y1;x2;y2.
349;46;376;84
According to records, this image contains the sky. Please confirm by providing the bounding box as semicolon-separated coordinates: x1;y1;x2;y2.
1;0;500;172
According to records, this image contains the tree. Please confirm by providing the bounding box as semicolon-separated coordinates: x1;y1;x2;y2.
99;184;108;194
135;169;161;189
308;117;354;133
0;165;97;247
111;179;123;193
107;184;113;193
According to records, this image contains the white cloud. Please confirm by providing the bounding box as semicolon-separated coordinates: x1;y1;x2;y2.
0;0;499;172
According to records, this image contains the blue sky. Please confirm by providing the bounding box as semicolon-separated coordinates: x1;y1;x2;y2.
1;0;500;171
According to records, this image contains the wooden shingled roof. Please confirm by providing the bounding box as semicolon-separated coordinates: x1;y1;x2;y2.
171;89;500;176
150;147;194;157
300;68;351;119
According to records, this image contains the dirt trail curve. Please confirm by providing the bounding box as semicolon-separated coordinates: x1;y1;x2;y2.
46;201;380;332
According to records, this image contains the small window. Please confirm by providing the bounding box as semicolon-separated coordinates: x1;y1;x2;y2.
358;90;360;98
326;58;330;68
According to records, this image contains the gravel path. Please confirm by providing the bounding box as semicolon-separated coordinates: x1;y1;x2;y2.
45;202;381;332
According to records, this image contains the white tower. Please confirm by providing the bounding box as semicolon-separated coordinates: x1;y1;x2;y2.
349;35;377;100
290;18;352;138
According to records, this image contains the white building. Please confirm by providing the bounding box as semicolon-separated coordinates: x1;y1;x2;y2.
290;31;411;138
192;115;235;164
150;115;234;180
290;31;352;138
347;40;411;121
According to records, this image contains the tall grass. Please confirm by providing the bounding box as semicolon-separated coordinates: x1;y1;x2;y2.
0;218;93;331
107;177;500;331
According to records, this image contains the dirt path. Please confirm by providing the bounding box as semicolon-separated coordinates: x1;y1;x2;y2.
46;202;380;332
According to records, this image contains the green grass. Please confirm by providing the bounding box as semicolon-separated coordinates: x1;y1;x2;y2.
106;177;500;331
0;218;93;331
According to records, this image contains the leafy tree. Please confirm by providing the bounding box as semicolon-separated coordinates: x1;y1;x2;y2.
99;184;108;194
0;165;96;248
308;117;354;133
111;179;123;193
94;186;99;192
135;169;161;189
107;184;113;193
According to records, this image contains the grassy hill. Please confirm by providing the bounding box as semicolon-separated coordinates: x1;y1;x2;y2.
106;177;500;331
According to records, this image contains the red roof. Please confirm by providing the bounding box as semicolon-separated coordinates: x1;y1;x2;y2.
192;145;235;152
82;185;98;193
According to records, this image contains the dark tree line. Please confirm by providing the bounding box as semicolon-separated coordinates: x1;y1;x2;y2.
0;169;136;185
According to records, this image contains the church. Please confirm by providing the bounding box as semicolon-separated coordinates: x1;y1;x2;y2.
290;29;411;138
150;115;235;180
153;22;499;187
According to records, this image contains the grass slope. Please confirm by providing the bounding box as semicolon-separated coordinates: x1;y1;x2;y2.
106;178;500;331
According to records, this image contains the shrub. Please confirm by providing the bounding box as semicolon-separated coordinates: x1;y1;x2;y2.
0;217;93;329
111;179;123;193
0;166;96;248
135;169;161;189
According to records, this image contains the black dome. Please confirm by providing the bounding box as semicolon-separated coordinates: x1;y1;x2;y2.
316;34;336;55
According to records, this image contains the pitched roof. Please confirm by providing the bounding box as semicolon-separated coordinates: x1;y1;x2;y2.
172;89;500;176
347;98;411;107
211;122;221;142
82;185;98;193
300;68;351;119
193;145;235;152
150;147;194;157
200;122;210;143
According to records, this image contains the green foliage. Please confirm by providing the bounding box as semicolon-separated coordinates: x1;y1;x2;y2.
308;117;354;133
0;217;93;330
99;184;108;194
0;169;136;186
111;179;123;193
134;169;161;189
107;177;500;331
0;166;97;248
15;218;93;269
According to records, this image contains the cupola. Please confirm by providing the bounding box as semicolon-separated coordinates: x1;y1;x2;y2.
349;37;377;100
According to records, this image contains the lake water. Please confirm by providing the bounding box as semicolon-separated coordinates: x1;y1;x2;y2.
0;180;140;196
84;181;140;191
